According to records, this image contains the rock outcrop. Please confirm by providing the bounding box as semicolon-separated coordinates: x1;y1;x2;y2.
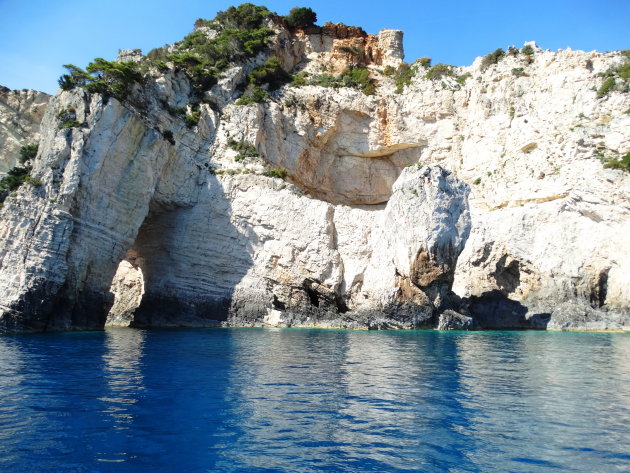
0;87;50;173
0;10;628;332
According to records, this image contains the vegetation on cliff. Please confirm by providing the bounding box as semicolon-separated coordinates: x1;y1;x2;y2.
285;7;317;29
597;51;630;98
58;60;143;101
0;143;39;203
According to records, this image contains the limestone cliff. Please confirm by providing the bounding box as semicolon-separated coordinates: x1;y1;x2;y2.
0;7;628;332
0;87;50;173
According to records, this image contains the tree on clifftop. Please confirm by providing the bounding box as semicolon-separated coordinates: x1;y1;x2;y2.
285;7;317;28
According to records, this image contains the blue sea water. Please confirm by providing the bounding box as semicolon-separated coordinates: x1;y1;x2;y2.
0;328;629;472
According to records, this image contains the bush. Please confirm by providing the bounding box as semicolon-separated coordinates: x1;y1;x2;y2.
215;3;271;30
425;63;454;80
393;63;417;93
521;44;535;56
228;138;259;158
248;56;291;90
58;59;143;101
236;87;269;105
456;72;471;84
481;48;505;70
266;167;288;179
600;152;630;172
308;67;375;95
597;77;616;98
290;72;308;86
418;57;432;68
19;144;38;163
60;120;81;129
58;64;91;90
185;110;201;128
57;108;81;129
285;7;317;28
0;165;32;202
157;4;274;97
512;67;527;77
341;67;375;95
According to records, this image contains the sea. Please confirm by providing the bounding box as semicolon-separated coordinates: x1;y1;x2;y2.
0;327;628;472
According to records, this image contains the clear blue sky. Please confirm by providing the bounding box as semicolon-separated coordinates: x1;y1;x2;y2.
1;0;628;94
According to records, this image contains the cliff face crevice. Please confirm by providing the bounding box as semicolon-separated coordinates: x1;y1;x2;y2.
0;13;628;332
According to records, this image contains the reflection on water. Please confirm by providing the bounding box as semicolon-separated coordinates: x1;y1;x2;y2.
96;328;147;464
100;328;146;427
0;328;628;472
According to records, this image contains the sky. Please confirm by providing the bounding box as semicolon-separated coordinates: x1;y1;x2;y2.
0;0;628;94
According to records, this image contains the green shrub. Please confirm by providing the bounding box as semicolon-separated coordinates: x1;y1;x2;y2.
228;138;259;158
600;152;630;172
156;4;274;97
456;72;471;84
19;144;38;163
57;108;81;129
58;59;143;101
596;77;616;98
266;167;288;179
215;3;271;30
290;72;308;86
425;63;454;80
0;165;32;202
60;120;81;129
472;177;481;185
185;109;201;127
248;56;291;90
618;62;630;80
341;67;374;94
512;67;527;77
84;58;143;100
309;67;375;95
521;44;535;56
382;66;395;76
393;63;417;93
481;48;505;70
154;60;169;71
58;64;91;90
236;87;269;105
147;46;169;63
418;57;432;68
285;7;317;28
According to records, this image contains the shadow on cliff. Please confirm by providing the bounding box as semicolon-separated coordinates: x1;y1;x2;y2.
123;173;255;328
463;290;551;330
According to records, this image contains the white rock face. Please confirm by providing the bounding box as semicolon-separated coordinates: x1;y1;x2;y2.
0;87;50;173
0;20;628;332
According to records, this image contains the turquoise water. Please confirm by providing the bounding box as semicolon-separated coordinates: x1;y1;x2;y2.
0;328;629;472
